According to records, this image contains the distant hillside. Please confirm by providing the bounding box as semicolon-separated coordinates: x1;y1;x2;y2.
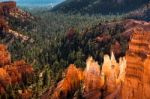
127;2;150;21
51;0;149;15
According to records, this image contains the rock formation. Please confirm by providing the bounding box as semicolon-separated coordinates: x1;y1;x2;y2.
0;1;33;20
102;52;126;98
122;19;150;39
0;1;16;16
8;29;30;42
42;53;126;99
83;57;104;99
40;19;150;99
121;29;150;99
51;64;83;99
0;1;33;42
93;19;150;57
0;44;33;98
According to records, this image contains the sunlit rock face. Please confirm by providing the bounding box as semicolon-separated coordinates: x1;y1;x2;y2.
83;57;104;99
3;60;34;84
121;30;150;99
51;64;83;99
8;29;30;42
0;44;33;97
102;52;126;98
45;53;126;99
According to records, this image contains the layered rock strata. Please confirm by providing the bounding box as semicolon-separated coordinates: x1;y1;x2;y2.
121;30;150;99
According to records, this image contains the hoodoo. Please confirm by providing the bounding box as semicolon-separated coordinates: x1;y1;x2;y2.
42;54;126;99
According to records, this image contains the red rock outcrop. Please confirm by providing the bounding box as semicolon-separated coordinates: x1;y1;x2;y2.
122;19;150;39
0;44;33;98
3;60;34;84
102;52;126;98
83;57;104;99
121;29;150;99
51;64;83;99
0;1;33;42
0;1;16;16
0;1;33;20
43;53;126;99
93;19;150;56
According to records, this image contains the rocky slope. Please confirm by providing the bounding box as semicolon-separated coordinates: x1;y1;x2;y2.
0;1;33;20
0;1;33;43
122;19;150;39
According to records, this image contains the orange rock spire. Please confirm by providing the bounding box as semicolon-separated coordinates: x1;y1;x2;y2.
50;54;126;99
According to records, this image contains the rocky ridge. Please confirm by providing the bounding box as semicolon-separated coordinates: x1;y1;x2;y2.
0;1;33;43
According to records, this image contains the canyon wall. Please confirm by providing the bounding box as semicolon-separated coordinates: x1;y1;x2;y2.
121;29;150;99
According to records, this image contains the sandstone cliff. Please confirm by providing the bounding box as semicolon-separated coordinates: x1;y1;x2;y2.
121;29;150;99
